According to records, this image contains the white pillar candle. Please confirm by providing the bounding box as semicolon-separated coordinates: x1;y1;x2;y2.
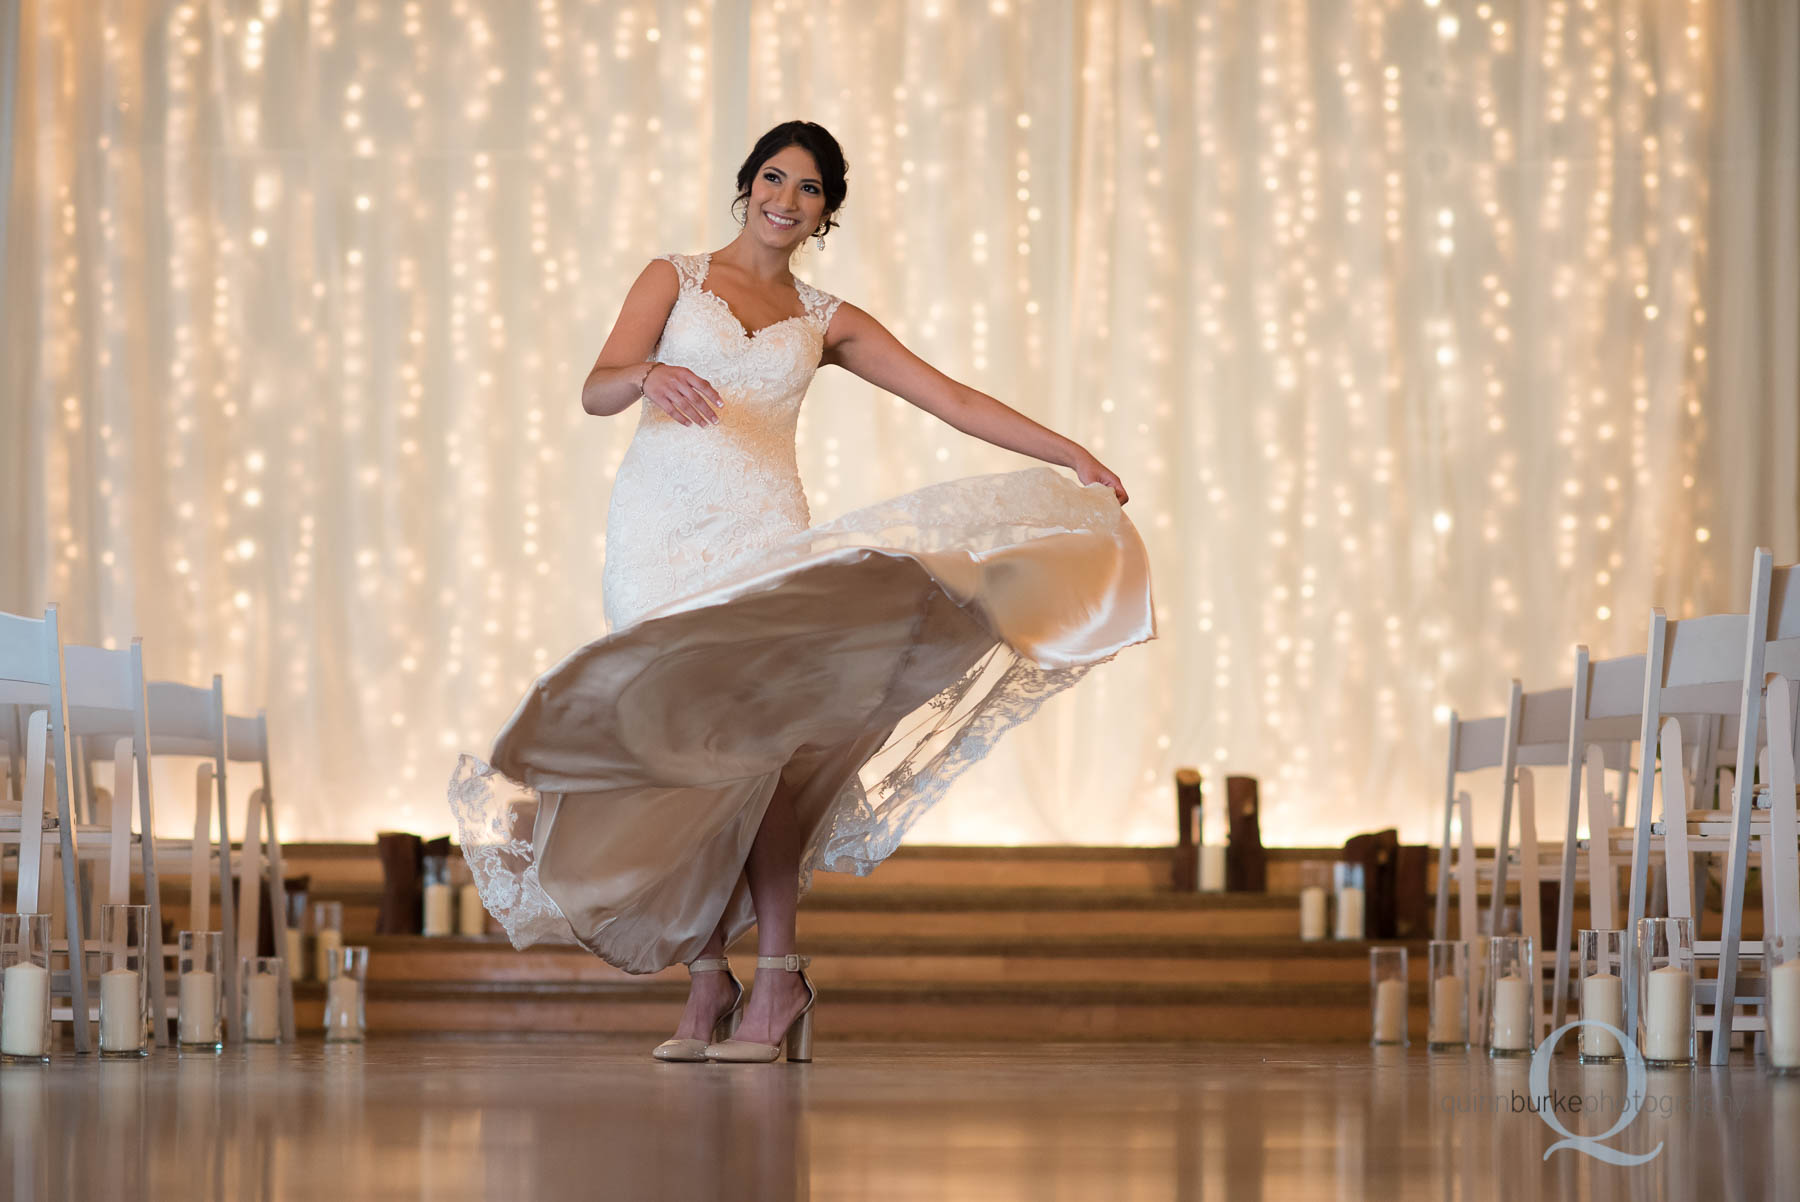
1;962;51;1057
284;928;307;981
458;883;486;936
325;977;361;1033
1335;886;1366;940
1579;972;1624;1058
1373;978;1407;1043
1770;959;1800;1069
99;967;142;1052
1642;964;1693;1062
244;973;280;1041
178;970;218;1044
423;883;454;936
1199;844;1226;893
314;927;343;984
1429;974;1467;1044
1299;886;1328;941
1491;974;1532;1051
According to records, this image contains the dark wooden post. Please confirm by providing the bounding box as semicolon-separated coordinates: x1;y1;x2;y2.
1172;768;1203;891
1225;775;1266;892
1343;829;1400;938
1393;846;1431;938
376;831;424;934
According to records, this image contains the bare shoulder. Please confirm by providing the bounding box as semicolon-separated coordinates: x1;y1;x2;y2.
638;255;682;294
591;257;685;372
616;256;681;322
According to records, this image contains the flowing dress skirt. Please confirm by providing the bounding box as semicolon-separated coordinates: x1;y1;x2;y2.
448;466;1156;974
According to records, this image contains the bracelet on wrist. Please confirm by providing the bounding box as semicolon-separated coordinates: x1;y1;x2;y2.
638;363;656;396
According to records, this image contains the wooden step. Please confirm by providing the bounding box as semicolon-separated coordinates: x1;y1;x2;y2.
292;977;1435;1043
275;843;1193;892
336;933;1434;989
154;870;1540;943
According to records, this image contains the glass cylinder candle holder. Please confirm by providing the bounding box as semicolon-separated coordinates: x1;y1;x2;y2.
1637;917;1695;1067
1486;935;1537;1057
0;913;54;1062
1298;862;1331;942
176;931;224;1051
1578;929;1628;1063
324;946;370;1043
285;887;310;983
1369;946;1409;1046
97;903;151;1058
312;900;344;985
1427;939;1470;1050
241;956;287;1044
1333;862;1366;940
1766;931;1800;1075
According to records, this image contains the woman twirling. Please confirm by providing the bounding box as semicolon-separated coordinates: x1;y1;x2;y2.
448;120;1155;1064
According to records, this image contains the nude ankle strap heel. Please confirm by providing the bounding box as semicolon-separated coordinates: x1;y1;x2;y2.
652;956;745;1062
704;954;816;1063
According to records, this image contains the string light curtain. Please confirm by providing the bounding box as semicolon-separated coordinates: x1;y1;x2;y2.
3;1;1794;844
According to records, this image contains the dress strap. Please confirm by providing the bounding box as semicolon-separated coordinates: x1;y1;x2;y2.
795;276;844;332
655;252;706;291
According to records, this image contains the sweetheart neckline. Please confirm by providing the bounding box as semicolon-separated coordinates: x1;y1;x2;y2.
690;250;813;341
688;285;813;342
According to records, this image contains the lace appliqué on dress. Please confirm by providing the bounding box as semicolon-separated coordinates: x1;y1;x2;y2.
599;252;844;633
447;753;574;948
800;647;1108;888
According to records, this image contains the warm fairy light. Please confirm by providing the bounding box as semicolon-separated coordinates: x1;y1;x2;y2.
14;1;1744;844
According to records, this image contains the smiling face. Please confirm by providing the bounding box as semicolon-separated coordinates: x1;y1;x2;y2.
747;145;828;250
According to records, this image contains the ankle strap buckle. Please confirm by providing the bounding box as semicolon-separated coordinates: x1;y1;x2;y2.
757;953;809;972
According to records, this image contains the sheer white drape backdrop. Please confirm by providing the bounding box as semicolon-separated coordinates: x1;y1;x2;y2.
2;1;1794;845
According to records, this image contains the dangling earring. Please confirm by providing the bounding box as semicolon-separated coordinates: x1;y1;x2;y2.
813;228;826;251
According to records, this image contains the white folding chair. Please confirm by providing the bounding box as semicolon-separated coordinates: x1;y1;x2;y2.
61;638;174;1043
1547;647;1648;1028
0;606;93;1052
1482;682;1638;1039
1433;696;1516;943
1706;550;1800;1064
141;676;246;1040
225;708;296;1042
1434;684;1619;952
1623;549;1800;1060
1434;665;1719;1037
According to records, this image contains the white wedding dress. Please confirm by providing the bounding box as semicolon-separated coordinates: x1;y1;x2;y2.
447;250;1156;974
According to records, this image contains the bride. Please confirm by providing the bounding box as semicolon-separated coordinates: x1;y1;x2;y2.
448;120;1155;1064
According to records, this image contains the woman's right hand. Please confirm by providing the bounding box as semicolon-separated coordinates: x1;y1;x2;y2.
642;363;725;427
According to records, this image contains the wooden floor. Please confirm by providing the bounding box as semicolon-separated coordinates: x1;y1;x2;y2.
1;1037;1787;1200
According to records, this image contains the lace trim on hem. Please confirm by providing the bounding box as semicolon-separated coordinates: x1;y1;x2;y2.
799;648;1108;889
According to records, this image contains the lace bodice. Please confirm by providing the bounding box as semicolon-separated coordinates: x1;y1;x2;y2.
601;251;845;631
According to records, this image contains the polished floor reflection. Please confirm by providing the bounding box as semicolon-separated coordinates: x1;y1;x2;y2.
0;1038;1789;1200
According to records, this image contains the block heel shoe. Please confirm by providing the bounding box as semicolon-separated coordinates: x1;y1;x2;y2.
703;954;816;1064
652;956;746;1062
